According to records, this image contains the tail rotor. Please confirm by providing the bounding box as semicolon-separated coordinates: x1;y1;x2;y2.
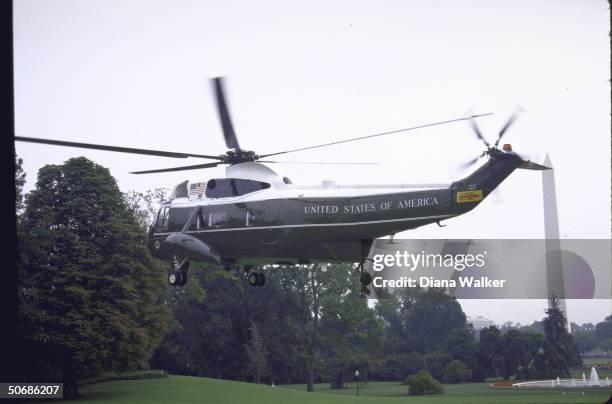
458;107;538;171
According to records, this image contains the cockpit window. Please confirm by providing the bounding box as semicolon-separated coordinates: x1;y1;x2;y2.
156;207;170;228
205;178;270;198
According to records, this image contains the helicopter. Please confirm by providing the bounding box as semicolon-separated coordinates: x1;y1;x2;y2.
15;77;550;288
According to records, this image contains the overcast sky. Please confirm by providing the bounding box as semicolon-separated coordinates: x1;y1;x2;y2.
14;0;611;325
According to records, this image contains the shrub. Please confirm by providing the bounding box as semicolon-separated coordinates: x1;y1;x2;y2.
405;370;444;395
443;360;472;383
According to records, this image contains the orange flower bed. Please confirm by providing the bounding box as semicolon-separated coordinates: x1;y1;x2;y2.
491;380;516;388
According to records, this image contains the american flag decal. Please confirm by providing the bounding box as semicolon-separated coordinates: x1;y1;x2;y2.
189;182;206;196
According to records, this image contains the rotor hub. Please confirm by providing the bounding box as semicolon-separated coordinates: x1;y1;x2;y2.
223;149;259;165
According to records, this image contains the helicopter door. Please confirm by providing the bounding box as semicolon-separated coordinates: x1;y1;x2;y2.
246;201;281;249
262;201;280;249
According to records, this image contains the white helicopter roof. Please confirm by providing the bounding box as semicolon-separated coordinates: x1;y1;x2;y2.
165;161;451;205
224;162;290;188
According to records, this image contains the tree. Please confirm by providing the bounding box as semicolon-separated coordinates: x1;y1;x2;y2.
18;157;170;397
243;265;313;385
443;360;472;383
406;370;443;395
404;288;468;352
170;270;250;379
517;321;545;335
423;352;452;380
502;330;542;380
319;263;383;389
445;326;478;369
375;287;468;355
150;263;329;386
573;331;598;354
149;268;208;375
123;188;168;230
246;322;269;384
15;155;26;214
594;316;612;343
532;340;569;379
543;296;581;367
478;326;505;378
384;352;425;382
599;337;612;353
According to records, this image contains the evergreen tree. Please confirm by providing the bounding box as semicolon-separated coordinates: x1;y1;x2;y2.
532;340;569;379
18;157;170;397
543;296;581;368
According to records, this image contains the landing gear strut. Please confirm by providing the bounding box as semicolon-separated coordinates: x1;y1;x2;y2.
168;257;189;287
358;262;372;297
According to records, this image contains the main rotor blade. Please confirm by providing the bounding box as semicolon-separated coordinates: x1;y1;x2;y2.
469;117;490;147
258;160;378;165
456;150;487;171
15;136;224;160
495;112;520;147
212;77;240;150
260;113;493;158
130;162;223;174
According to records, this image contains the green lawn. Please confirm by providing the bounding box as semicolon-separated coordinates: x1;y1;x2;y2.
285;380;612;403
53;375;612;404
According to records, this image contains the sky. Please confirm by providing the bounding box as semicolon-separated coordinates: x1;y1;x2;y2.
13;0;611;325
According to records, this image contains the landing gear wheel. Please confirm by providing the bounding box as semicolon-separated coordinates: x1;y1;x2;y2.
248;272;259;286
248;272;266;287
360;272;373;286
168;271;179;286
168;270;188;286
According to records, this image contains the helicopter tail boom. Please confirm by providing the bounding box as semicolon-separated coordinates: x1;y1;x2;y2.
452;148;546;208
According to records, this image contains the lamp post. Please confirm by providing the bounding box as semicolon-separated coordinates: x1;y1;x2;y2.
355;370;360;396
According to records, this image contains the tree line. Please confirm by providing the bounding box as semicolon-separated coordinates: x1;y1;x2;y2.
571;317;612;356
16;157;602;398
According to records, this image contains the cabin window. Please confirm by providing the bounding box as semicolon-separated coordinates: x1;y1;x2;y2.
208;211;228;227
246;211;258;226
167;208;190;231
196;213;206;230
205;178;270;198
